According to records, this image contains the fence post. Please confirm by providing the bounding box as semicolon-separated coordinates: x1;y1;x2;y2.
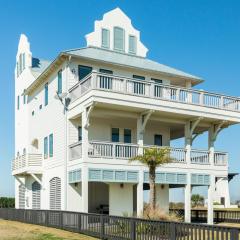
230;229;239;240
59;212;63;229
100;215;105;239
78;213;82;233
170;222;176;240
45;210;49;227
130;218;136;240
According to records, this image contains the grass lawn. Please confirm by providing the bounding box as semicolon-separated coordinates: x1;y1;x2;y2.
0;219;98;240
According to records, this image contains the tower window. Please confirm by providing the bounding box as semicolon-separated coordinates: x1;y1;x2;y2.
114;27;125;52
101;28;110;49
129;35;137;54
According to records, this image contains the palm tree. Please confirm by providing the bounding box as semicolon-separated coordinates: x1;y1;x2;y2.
130;147;173;210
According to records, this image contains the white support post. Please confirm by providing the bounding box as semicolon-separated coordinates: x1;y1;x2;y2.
185;121;191;165
137;117;144;155
81;164;88;213
184;173;191;223
81;108;89;212
208;174;215;224
137;170;144;216
208;125;215;166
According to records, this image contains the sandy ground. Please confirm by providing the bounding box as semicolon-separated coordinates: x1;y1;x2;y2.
0;219;98;240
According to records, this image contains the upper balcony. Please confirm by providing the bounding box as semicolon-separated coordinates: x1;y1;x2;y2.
69;141;228;168
12;153;43;176
68;72;240;122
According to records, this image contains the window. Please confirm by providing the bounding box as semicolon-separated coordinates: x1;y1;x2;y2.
44;136;48;159
78;126;82;141
99;69;113;89
17;96;20;110
114;27;125;51
124;129;132;143
49;134;53;157
151;78;163;84
154;134;162;146
57;70;62;94
129;35;137;54
111;128;119;142
44;83;48;106
78;65;92;81
32;110;35;116
101;28;110;48
133;75;145;95
152;78;163;97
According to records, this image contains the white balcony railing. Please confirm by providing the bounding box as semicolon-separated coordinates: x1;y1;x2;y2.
69;72;240;112
68;140;228;166
12;154;43;172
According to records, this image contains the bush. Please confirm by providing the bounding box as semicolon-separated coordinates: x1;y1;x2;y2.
0;197;15;208
142;204;181;221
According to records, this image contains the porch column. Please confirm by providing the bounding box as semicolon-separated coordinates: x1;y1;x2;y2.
184;173;191;223
81;165;88;212
184;121;192;165
137;117;144;155
208;174;215;224
137;170;144;216
208;125;215;166
81;109;89;212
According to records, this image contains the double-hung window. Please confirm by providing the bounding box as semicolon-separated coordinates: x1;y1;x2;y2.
44;137;48;159
78;65;92;81
129;35;137;54
49;134;53;157
57;70;62;94
154;134;162;146
44;83;48;106
124;129;132;143
101;28;110;49
111;128;119;142
114;27;125;52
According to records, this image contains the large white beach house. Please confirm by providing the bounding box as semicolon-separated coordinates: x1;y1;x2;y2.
13;8;240;224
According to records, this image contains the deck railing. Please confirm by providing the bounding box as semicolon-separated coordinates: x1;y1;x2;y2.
12;154;43;171
69;141;228;166
69;72;240;112
0;208;240;240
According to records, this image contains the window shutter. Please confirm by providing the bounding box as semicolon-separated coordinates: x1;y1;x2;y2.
44;83;48;106
50;177;61;210
49;134;53;157
19;184;25;209
58;70;62;94
114;27;125;51
101;28;110;48
44;137;48;158
32;181;41;209
129;35;137;54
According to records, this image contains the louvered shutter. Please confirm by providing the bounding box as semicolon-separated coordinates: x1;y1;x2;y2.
129;35;136;54
101;28;110;48
50;177;61;210
32;181;41;209
114;27;125;51
19;184;25;209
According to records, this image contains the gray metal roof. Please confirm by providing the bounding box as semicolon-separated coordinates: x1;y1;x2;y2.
31;57;51;78
65;47;202;81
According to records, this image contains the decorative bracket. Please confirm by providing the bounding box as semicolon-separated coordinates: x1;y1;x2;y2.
190;117;204;136
211;121;228;142
139;110;154;134
30;173;43;186
84;102;96;129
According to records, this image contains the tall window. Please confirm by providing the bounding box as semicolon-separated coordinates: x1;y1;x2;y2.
154;134;162;146
49;134;53;157
129;35;137;54
44;83;48;106
133;75;145;95
111;128;119;142
78;126;82;141
44;136;48;159
114;27;125;51
124;129;131;143
57;70;62;94
17;96;20;110
101;28;110;48
99;68;113;89
78;65;92;81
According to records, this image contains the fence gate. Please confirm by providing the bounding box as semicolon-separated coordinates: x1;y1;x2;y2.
49;177;61;210
32;181;41;209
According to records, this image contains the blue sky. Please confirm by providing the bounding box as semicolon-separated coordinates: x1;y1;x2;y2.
0;0;240;201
